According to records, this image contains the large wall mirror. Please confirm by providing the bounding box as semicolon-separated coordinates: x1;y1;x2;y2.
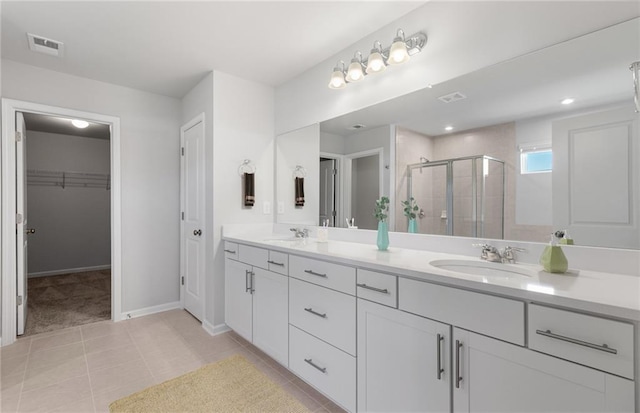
276;18;640;249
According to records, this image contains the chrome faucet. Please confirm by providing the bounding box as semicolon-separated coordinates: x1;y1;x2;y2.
290;228;309;238
473;243;526;263
500;246;526;264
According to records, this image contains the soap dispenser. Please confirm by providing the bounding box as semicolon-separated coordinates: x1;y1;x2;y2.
539;232;568;273
559;229;574;245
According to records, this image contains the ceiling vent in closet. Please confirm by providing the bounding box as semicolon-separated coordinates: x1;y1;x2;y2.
27;33;64;57
437;91;467;103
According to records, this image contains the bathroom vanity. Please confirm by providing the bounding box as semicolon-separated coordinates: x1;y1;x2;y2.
223;228;638;413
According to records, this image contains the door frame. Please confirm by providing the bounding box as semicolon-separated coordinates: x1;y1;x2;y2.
179;113;205;319
343;148;384;228
319;152;343;227
1;98;122;346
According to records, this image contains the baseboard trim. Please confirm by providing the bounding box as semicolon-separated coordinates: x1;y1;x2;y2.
203;320;230;336
28;265;111;278
121;301;181;320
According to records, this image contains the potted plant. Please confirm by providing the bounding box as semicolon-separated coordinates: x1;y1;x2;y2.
401;197;420;233
373;196;390;250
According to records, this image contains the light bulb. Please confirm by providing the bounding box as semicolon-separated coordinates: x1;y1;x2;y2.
366;52;386;74
388;39;410;65
561;98;575;105
71;119;89;128
345;59;364;82
328;69;346;89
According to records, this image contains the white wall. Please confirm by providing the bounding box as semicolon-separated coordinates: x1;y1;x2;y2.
26;131;110;275
212;71;275;327
276;124;320;226
344;125;392;199
320;131;345;155
275;2;639;135
2;59;182;313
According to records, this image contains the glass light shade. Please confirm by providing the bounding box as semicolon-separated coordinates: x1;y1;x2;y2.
71;119;89;128
366;52;386;74
388;39;410;65
345;60;364;82
328;69;346;89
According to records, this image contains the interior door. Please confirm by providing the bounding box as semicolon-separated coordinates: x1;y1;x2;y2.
319;158;336;226
16;112;28;335
553;106;639;248
180;117;205;320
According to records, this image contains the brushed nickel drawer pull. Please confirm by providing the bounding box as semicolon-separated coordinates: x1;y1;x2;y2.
455;340;463;389
267;260;285;266
304;358;327;373
304;307;327;318
245;270;251;293
224;249;236;254
535;329;618;354
304;269;327;278
436;334;444;380
356;283;389;294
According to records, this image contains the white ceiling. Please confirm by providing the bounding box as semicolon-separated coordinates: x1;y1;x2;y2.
320;17;640;137
1;1;425;98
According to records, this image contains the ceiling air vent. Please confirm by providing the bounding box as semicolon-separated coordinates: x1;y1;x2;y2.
438;91;467;104
27;33;64;57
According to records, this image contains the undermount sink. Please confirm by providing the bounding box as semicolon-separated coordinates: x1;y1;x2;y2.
429;259;536;279
262;237;312;246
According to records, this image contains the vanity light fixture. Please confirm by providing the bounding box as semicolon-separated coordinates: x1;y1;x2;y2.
631;61;640;112
560;98;575;105
328;28;427;89
71;119;89;128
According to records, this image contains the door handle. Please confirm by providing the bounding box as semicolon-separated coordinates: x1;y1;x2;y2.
193;229;202;236
25;228;36;234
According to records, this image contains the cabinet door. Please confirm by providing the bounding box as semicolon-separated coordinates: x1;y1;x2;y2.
357;299;451;413
224;258;253;341
252;268;289;367
453;328;635;413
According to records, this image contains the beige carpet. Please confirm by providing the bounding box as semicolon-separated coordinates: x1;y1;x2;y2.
25;270;111;336
109;354;310;413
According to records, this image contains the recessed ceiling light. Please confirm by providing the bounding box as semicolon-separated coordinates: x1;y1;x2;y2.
349;124;366;130
445;126;454;131
561;98;575;105
71;119;89;129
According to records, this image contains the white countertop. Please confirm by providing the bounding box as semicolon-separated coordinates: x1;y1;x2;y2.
223;233;640;322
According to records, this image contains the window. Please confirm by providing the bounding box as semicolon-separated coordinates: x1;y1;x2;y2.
519;143;552;174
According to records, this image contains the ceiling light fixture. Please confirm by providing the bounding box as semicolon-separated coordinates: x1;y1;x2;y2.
560;98;575;105
71;119;89;129
445;126;454;132
328;28;427;90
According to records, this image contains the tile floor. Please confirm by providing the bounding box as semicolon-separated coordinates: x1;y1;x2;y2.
0;309;346;413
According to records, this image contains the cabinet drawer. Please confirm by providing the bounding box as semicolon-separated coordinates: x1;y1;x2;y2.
267;250;288;275
223;241;239;260
289;325;356;412
238;244;268;269
528;304;634;379
399;278;525;345
356;269;397;308
290;255;355;295
289;278;356;355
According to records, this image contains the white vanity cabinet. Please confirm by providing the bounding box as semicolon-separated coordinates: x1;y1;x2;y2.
452;328;635;413
357;299;450;413
224;243;289;367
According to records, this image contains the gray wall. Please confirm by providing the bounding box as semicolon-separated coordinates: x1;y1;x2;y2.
26;131;110;276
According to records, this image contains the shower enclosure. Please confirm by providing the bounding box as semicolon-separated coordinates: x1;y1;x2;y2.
406;155;505;239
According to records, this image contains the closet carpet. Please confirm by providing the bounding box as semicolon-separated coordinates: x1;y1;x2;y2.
24;270;111;336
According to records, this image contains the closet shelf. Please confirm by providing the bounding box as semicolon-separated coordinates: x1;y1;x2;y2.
27;169;110;190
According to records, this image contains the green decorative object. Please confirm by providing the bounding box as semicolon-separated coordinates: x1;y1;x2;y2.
401;197;420;234
374;197;390;250
408;218;418;233
377;221;389;251
539;233;568;273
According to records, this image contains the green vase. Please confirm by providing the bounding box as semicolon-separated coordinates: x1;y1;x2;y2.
408;218;418;233
539;245;568;273
377;221;389;251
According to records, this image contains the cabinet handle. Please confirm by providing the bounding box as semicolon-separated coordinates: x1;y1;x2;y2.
304;269;327;278
304;358;327;373
304;307;327;318
455;340;463;389
356;283;389;294
250;271;255;294
436;334;444;380
535;329;618;354
267;260;285;267
245;270;251;293
224;249;236;254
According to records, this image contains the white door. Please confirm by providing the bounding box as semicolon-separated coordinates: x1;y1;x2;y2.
553;106;639;248
319;158;336;226
357;299;451;413
180;116;205;320
453;328;634;413
224;258;253;342
252;268;288;367
16;112;28;335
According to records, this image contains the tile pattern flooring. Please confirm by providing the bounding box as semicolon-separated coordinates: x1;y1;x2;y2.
0;309;346;413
